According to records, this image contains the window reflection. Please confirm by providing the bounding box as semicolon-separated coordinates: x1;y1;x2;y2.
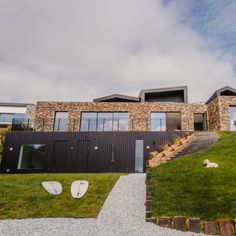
0;113;25;124
53;112;68;131
151;112;181;131
229;106;236;131
80;112;128;131
17;144;45;169
151;113;166;131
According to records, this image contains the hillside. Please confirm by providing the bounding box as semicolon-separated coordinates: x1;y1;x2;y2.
151;132;236;220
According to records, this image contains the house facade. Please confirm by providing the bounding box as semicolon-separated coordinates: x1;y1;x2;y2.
2;85;236;174
33;86;236;132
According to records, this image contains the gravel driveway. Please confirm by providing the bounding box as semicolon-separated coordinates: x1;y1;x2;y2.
0;174;204;236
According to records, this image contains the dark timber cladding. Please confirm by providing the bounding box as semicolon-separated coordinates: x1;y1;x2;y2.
1;131;185;173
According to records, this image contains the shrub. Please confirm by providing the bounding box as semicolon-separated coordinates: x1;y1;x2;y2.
0;126;11;164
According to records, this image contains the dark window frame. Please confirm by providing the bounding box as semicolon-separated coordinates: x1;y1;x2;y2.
151;111;182;131
193;112;208;131
0;113;25;124
53;111;69;132
17;144;46;170
80;111;129;132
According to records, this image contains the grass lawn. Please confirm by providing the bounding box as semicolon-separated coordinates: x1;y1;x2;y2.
0;173;121;219
151;132;236;220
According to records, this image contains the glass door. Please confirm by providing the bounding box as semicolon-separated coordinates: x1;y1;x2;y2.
229;106;236;131
135;140;144;173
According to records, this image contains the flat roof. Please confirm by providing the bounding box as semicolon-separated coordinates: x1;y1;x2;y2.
0;102;34;107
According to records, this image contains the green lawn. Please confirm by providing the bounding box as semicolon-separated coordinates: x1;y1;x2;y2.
0;173;121;219
151;132;236;220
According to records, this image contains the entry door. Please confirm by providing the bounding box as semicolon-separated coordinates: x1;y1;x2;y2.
52;140;69;172
135;140;144;173
76;141;91;172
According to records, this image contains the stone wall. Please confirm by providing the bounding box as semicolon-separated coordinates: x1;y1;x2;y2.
35;101;207;132
207;96;236;131
219;96;236;131
207;97;221;131
26;105;36;120
205;96;236;131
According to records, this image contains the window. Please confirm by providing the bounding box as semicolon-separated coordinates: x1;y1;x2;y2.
0;113;25;124
229;106;236;131
17;144;45;170
151;113;166;131
194;113;207;131
113;112;129;131
97;113;113;131
151;112;181;131
80;112;97;131
53;112;68;131
80;112;128;131
166;112;181;131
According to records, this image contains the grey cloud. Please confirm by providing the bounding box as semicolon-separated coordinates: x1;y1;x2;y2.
0;0;235;103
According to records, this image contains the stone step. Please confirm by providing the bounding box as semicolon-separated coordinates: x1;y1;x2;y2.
173;132;219;158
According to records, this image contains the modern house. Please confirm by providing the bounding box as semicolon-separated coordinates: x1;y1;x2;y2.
1;85;236;174
33;85;236;132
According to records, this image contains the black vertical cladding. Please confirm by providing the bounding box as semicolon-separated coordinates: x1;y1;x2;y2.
0;131;185;173
52;140;69;172
76;140;90;172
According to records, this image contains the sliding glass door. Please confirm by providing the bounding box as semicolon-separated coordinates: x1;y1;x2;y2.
151;112;181;131
229;106;236;131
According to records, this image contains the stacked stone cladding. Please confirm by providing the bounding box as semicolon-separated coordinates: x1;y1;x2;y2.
35;101;207;132
219;96;236;131
207;97;221;131
207;96;236;131
26;105;36;120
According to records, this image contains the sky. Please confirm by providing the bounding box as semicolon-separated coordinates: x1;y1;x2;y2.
0;0;236;103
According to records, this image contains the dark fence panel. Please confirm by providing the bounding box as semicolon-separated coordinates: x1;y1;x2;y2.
0;131;184;173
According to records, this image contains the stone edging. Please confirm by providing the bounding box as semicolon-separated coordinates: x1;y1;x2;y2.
145;164;234;235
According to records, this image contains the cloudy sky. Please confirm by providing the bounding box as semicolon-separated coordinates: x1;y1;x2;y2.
0;0;236;103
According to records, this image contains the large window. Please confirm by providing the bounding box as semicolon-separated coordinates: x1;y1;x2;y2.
229;106;236;131
53;112;68;131
151;112;181;131
17;144;45;170
80;112;128;131
151;113;166;131
0;113;25;124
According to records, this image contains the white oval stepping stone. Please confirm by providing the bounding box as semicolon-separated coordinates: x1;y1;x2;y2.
42;181;63;195
71;180;89;199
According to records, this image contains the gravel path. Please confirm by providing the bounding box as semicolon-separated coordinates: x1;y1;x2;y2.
0;174;204;236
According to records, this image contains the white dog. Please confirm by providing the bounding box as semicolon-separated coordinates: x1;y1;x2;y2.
203;159;219;168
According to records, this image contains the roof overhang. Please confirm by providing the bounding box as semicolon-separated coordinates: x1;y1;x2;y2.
0;102;34;107
93;94;140;102
206;86;236;104
139;86;188;103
